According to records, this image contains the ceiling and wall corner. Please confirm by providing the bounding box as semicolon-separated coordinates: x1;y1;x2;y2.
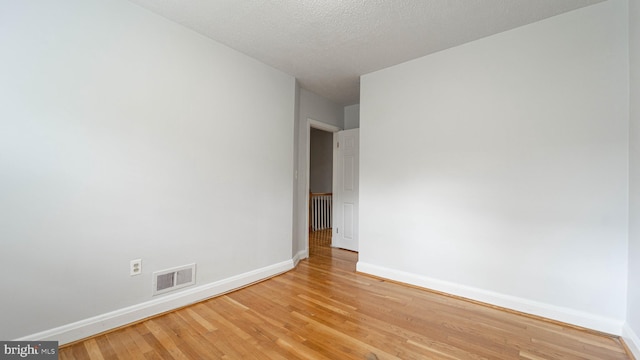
127;0;604;106
344;104;360;130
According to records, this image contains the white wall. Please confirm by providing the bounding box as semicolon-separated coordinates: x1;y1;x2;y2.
292;88;343;259
626;0;640;355
344;104;360;130
0;0;295;341
359;0;628;334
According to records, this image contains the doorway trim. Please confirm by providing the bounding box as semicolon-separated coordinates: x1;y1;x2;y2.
305;118;341;257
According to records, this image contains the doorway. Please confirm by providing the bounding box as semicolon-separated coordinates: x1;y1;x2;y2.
309;127;333;233
305;119;340;257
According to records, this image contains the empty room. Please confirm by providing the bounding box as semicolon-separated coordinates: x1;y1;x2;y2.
1;0;639;359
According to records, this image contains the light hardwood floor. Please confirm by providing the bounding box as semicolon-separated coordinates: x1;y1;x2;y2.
60;229;632;359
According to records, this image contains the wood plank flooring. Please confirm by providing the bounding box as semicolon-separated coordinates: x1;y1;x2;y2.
60;229;632;359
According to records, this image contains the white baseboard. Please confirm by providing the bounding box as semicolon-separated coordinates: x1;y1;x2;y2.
17;260;294;345
292;249;308;266
356;261;624;336
624;323;640;359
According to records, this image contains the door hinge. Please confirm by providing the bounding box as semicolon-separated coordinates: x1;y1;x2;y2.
336;228;339;234
337;142;339;148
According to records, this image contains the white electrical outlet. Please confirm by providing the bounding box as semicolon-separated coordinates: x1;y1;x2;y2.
130;259;142;276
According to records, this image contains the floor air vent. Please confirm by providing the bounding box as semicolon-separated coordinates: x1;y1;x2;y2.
152;263;196;296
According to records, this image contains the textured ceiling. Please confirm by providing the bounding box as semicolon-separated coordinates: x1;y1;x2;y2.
128;0;604;105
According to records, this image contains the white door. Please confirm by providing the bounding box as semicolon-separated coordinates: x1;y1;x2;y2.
333;129;359;251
